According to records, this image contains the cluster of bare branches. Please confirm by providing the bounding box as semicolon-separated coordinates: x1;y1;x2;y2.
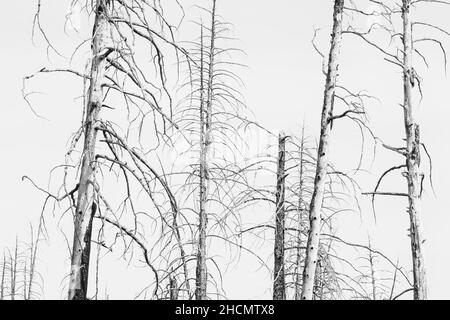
0;226;44;300
24;0;191;300
156;0;258;300
341;0;450;299
11;0;447;301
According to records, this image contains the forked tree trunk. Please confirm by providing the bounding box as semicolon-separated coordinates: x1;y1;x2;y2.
401;0;427;300
273;134;287;300
301;0;344;300
68;0;111;300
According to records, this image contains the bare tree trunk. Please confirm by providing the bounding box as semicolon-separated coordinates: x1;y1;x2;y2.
401;0;427;300
301;0;344;300
295;126;305;300
368;238;377;300
314;258;323;300
0;254;5;299
273;134;287;300
169;273;179;300
23;262;27;300
27;217;42;300
68;0;111;300
10;238;18;300
196;9;213;299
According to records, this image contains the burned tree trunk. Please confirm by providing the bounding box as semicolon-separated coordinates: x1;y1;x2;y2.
273;134;287;300
196;0;217;300
169;273;179;300
401;0;427;300
294;127;306;300
301;0;344;300
196;24;208;300
68;0;111;300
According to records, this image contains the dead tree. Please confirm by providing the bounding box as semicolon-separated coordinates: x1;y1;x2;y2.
368;238;377;300
323;233;413;300
344;0;450;299
169;272;179;300
401;0;427;299
167;0;252;299
10;239;18;300
0;226;44;300
196;23;208;299
234;125;366;300
67;0;112;300
273;134;287;300
301;0;345;300
0;254;5;300
196;0;217;298
294;127;306;300
26;0;187;300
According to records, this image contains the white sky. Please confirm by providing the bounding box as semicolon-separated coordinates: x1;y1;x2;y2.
1;0;450;299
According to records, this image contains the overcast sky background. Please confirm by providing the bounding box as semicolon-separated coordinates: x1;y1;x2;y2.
1;0;450;299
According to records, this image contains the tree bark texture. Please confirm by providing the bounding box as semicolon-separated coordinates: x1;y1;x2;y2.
401;0;427;300
273;134;287;300
68;0;111;300
294;128;305;300
196;0;217;298
301;0;344;300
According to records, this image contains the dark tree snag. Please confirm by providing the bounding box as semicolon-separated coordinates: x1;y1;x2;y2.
68;0;111;300
301;0;344;300
402;0;427;300
169;273;179;300
273;133;287;300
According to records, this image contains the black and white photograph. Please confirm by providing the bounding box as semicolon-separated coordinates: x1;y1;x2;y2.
1;0;449;309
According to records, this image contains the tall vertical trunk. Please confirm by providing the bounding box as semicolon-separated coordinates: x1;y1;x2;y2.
10;238;18;300
273;134;287;300
196;15;210;300
301;0;344;300
401;0;427;300
0;254;5;299
28;218;42;300
368;239;377;300
294;126;305;300
68;0;111;300
23;263;27;300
